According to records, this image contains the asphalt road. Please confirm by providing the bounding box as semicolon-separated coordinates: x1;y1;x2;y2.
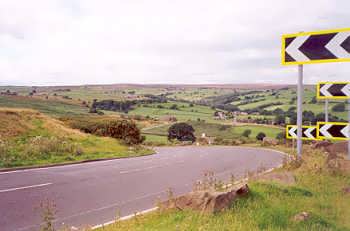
0;146;285;231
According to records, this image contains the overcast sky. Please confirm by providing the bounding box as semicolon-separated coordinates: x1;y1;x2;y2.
0;0;349;86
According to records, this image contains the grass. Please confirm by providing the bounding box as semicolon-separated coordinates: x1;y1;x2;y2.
97;146;350;231
143;134;171;146
0;95;89;117
128;102;218;123
144;121;283;141
0;108;152;168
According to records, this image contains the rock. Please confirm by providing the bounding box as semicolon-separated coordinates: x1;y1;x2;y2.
328;159;350;174
262;137;278;146
312;140;332;149
256;171;296;185
293;212;310;222
162;184;249;214
342;187;350;195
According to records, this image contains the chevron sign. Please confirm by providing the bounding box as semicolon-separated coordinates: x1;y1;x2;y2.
317;82;350;99
317;122;350;140
282;28;350;65
286;125;320;140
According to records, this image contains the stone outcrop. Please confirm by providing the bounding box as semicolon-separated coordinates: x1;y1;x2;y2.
161;184;249;214
293;212;310;222
262;137;278;146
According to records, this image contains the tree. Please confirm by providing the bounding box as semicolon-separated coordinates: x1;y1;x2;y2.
168;122;196;143
256;132;266;141
332;103;345;112
170;104;179;110
310;96;317;104
274;114;286;125
242;129;252;137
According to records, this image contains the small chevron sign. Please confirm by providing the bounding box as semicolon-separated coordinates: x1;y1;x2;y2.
286;125;320;140
317;122;350;140
317;82;350;99
282;28;350;65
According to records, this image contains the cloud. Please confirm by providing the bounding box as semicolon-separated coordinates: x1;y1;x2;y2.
0;0;349;85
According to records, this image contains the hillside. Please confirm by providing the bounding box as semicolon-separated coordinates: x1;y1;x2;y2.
0;108;152;168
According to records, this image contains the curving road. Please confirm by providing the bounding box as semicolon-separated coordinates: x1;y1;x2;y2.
0;146;285;231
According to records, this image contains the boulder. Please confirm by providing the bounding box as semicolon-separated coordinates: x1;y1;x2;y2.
161;184;249;214
256;171;296;185
312;140;332;149
293;212;310;222
342;187;350;195
262;137;278;146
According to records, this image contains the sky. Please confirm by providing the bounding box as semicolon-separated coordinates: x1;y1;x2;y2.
0;0;349;86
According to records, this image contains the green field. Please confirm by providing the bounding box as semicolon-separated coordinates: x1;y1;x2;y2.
144;121;283;141
230;87;348;120
129;102;218;123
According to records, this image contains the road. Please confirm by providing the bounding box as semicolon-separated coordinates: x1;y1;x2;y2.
0;146;285;231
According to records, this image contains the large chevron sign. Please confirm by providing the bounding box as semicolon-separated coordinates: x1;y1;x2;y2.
317;82;350;99
317;122;350;140
286;125;320;140
282;28;350;65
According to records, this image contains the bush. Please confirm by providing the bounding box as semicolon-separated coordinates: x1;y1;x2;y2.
332;103;345;112
170;104;179;110
242;129;252;137
256;132;266;141
66;118;144;145
168;122;196;143
276;132;285;140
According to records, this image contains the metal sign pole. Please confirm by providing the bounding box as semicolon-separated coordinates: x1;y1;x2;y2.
325;99;328;122
348;99;350;159
297;64;303;157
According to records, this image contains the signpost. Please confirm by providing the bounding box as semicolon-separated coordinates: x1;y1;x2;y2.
317;122;350;140
282;28;350;158
286;125;319;140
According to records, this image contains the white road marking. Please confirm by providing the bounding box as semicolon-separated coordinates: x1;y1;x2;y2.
0;183;52;193
119;161;185;174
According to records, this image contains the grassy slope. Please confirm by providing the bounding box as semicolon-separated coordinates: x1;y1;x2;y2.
0;108;152;168
98;145;350;231
0;95;89;117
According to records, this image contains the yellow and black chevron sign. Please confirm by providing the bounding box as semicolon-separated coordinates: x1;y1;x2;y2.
317;82;350;99
317;122;350;140
286;125;320;140
282;28;350;65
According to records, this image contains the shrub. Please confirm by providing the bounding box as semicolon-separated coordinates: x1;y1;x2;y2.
170;104;179;110
332;103;345;112
256;132;266;141
276;132;285;140
242;129;252;137
168;122;196;143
